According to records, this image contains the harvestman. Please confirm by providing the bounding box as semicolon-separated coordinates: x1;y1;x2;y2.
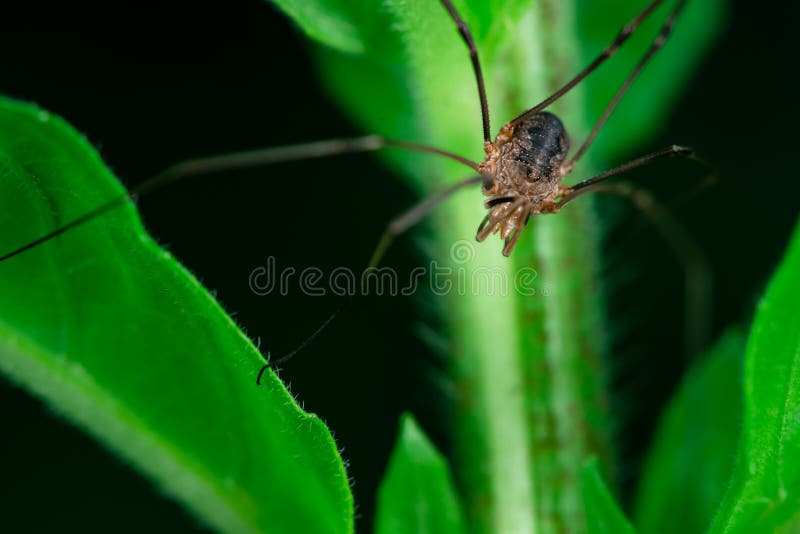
0;0;712;383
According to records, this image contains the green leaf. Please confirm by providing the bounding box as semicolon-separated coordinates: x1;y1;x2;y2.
266;0;366;54
375;414;466;534
712;218;800;532
582;458;635;534
0;97;352;534
634;329;746;533
268;0;723;532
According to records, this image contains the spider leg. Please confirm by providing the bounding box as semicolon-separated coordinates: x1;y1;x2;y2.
507;0;681;132
440;0;492;142
559;145;717;358
564;0;689;172
258;173;485;381
1;136;479;263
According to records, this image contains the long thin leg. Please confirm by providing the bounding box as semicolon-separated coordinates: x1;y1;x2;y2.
564;0;688;172
508;0;667;130
559;144;714;204
368;174;486;269
257;173;485;383
0;136;479;263
256;300;347;384
558;145;716;359
573;182;711;360
440;0;492;142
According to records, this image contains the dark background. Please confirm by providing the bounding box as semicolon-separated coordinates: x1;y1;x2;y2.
0;0;796;531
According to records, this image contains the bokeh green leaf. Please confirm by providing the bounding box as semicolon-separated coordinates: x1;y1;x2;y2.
582;458;635;534
712;218;800;532
635;330;745;533
375;414;466;534
0;97;352;534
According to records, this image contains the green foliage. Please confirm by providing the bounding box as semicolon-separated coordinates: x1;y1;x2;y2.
711;219;800;532
0;97;352;534
375;414;466;534
635;218;800;533
0;0;732;532
271;0;723;531
582;459;635;534
635;330;745;533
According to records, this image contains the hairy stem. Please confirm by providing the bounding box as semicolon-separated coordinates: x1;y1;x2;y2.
441;2;610;532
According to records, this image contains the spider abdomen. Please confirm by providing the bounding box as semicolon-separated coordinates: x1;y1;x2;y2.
513;111;570;181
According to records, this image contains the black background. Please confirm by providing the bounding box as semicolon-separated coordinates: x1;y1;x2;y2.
0;0;797;531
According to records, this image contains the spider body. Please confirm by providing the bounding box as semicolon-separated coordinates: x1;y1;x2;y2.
478;111;571;255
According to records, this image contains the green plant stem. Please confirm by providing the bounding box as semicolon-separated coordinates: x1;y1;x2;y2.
438;3;610;532
306;0;621;530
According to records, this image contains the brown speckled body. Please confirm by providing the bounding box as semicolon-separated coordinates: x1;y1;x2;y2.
477;111;572;255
